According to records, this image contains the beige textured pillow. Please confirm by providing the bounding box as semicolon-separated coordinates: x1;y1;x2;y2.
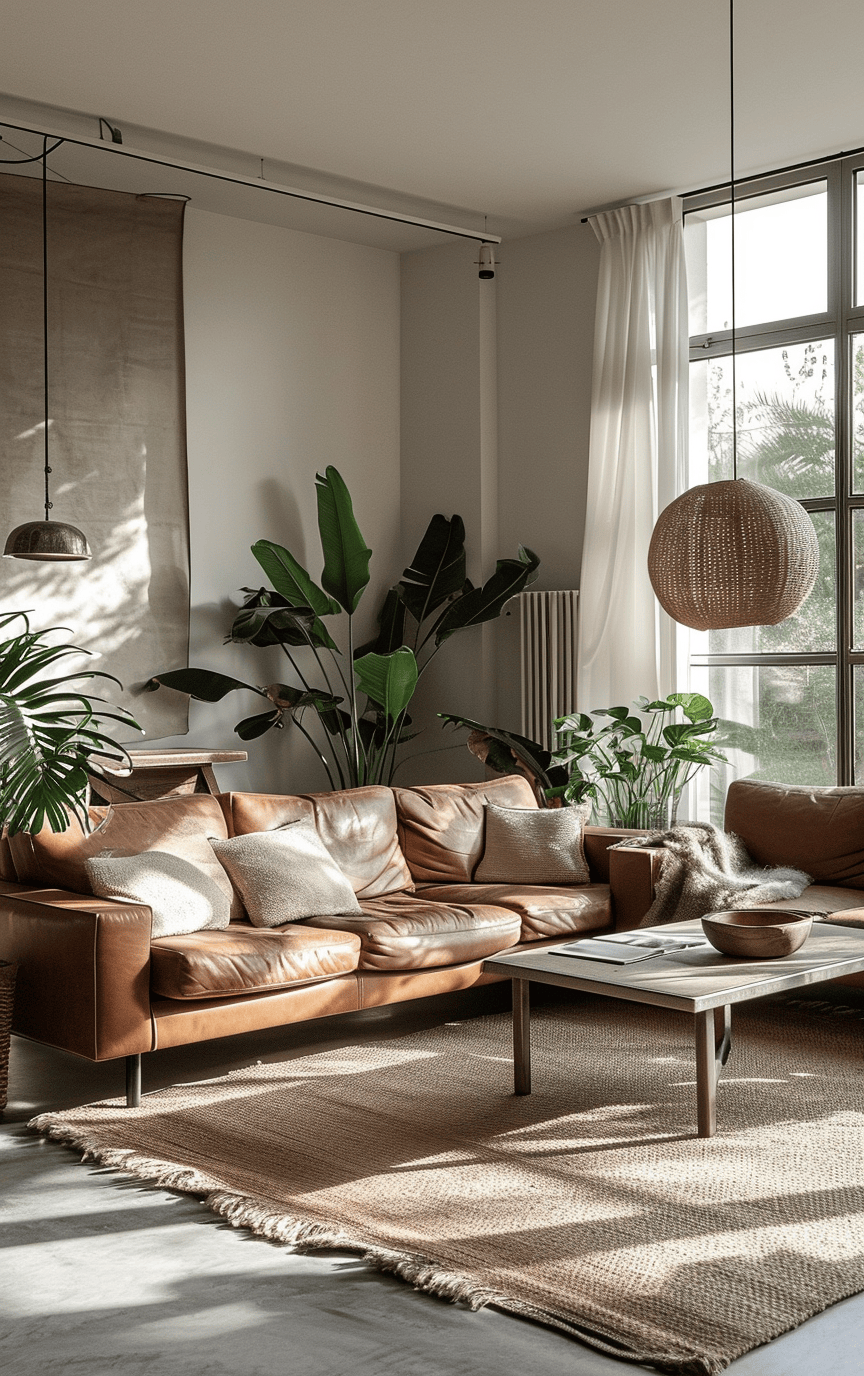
85;851;232;938
475;802;591;885
209;820;363;928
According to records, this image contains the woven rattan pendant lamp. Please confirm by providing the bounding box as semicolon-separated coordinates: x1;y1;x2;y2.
648;0;818;631
4;137;91;562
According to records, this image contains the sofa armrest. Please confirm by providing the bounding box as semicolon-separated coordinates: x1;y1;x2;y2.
583;826;650;882
0;880;153;1060
608;845;665;930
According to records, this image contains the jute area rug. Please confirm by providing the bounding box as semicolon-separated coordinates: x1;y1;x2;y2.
31;995;864;1376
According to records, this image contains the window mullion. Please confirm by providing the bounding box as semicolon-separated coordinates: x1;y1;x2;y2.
837;158;854;783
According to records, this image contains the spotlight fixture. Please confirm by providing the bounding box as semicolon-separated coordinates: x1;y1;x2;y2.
4;136;91;561
477;243;496;279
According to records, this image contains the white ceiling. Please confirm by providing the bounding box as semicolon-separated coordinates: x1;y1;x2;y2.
1;0;863;241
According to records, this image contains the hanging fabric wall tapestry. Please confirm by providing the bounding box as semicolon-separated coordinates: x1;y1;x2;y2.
0;170;190;739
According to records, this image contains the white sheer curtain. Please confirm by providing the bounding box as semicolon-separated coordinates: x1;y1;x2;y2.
577;198;689;711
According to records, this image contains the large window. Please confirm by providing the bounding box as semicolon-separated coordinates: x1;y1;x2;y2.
683;156;864;815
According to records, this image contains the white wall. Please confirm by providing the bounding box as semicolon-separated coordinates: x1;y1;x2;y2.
151;207;401;794
397;222;601;772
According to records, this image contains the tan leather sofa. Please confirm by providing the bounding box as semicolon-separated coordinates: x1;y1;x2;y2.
613;778;864;957
0;775;639;1105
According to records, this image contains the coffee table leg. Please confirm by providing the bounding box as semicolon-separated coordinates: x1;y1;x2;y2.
513;978;531;1095
695;1004;732;1138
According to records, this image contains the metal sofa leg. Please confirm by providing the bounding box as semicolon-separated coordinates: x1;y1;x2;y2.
125;1053;142;1108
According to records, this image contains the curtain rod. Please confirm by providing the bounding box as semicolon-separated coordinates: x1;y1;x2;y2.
580;141;864;223
0;116;501;245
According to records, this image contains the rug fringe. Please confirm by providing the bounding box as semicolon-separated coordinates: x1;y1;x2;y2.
28;1113;727;1376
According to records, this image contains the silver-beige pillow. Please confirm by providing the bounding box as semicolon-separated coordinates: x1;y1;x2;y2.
474;802;592;885
85;850;232;938
209;820;362;928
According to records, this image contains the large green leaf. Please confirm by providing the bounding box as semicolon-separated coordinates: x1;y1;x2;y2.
229;593;338;652
398;514;467;623
354;647;418;722
0;612;140;835
145;668;267;702
315;466;372;614
354;587;407;658
434;547;540;643
251;540;340;617
438;713;568;795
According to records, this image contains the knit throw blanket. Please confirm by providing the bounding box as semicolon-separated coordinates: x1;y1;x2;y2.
620;822;813;928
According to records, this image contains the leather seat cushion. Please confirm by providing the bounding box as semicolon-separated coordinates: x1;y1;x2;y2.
150;923;361;1000
725;780;864;889
761;885;864;916
225;787;414;897
393;776;539;884
303;894;522;970
418;881;612;941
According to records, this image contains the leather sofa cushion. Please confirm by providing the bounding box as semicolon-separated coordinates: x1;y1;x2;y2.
303;894;521;970
8;794;243;921
725;780;864;889
150;923;361;1000
225;787;413;897
761;885;864;916
418;881;612;942
394;776;538;884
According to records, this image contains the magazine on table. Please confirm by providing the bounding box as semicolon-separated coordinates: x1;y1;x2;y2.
551;931;711;965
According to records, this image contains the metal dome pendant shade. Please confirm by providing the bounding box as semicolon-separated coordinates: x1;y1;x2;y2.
647;0;818;632
648;479;819;631
4;136;91;563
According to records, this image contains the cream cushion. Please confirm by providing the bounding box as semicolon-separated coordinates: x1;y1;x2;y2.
475;802;591;886
210;821;363;928
85;850;232;938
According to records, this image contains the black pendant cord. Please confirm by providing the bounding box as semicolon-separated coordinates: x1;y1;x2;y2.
730;0;738;483
41;135;52;522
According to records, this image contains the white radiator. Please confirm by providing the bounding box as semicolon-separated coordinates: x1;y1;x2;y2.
518;590;579;749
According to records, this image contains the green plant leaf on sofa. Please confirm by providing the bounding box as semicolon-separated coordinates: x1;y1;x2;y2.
433;547;540;644
355;648;418;722
235;709;283;740
229;594;338;652
251;541;341;618
398;514;467;623
316;466;373;614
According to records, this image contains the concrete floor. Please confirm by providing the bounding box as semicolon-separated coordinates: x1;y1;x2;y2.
2;983;864;1376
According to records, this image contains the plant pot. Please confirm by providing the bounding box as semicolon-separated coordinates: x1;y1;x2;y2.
605;795;676;831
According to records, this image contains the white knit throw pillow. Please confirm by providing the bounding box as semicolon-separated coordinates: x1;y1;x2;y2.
209;820;362;927
85;850;232;938
475;802;591;885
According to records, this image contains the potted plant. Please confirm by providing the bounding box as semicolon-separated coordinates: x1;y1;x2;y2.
552;693;728;826
147;466;539;789
0;611;140;835
442;692;728;827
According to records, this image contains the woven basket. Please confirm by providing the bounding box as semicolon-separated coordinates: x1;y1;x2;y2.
0;959;17;1113
648;479;820;631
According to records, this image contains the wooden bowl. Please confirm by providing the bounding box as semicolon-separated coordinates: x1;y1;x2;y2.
701;909;813;959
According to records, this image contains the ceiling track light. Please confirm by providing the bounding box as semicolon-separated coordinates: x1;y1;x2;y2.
477;242;496;279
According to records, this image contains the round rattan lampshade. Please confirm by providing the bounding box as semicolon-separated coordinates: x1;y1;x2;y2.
648;479;819;631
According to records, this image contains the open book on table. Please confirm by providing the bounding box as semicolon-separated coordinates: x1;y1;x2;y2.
552;931;711;965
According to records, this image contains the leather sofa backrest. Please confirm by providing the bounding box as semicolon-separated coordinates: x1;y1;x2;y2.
226;786;414;898
393;775;538;884
725;778;864;888
8;793;242;918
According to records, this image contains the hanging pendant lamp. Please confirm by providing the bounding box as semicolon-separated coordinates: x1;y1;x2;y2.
647;0;817;631
4;137;91;562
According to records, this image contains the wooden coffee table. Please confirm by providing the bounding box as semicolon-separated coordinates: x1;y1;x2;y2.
484;919;864;1137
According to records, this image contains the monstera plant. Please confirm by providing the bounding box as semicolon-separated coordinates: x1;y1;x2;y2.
0;611;140;835
148;466;539;789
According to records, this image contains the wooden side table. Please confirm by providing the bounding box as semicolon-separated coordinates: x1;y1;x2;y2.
88;749;248;805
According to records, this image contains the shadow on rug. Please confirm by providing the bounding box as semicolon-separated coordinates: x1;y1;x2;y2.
31;995;864;1376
